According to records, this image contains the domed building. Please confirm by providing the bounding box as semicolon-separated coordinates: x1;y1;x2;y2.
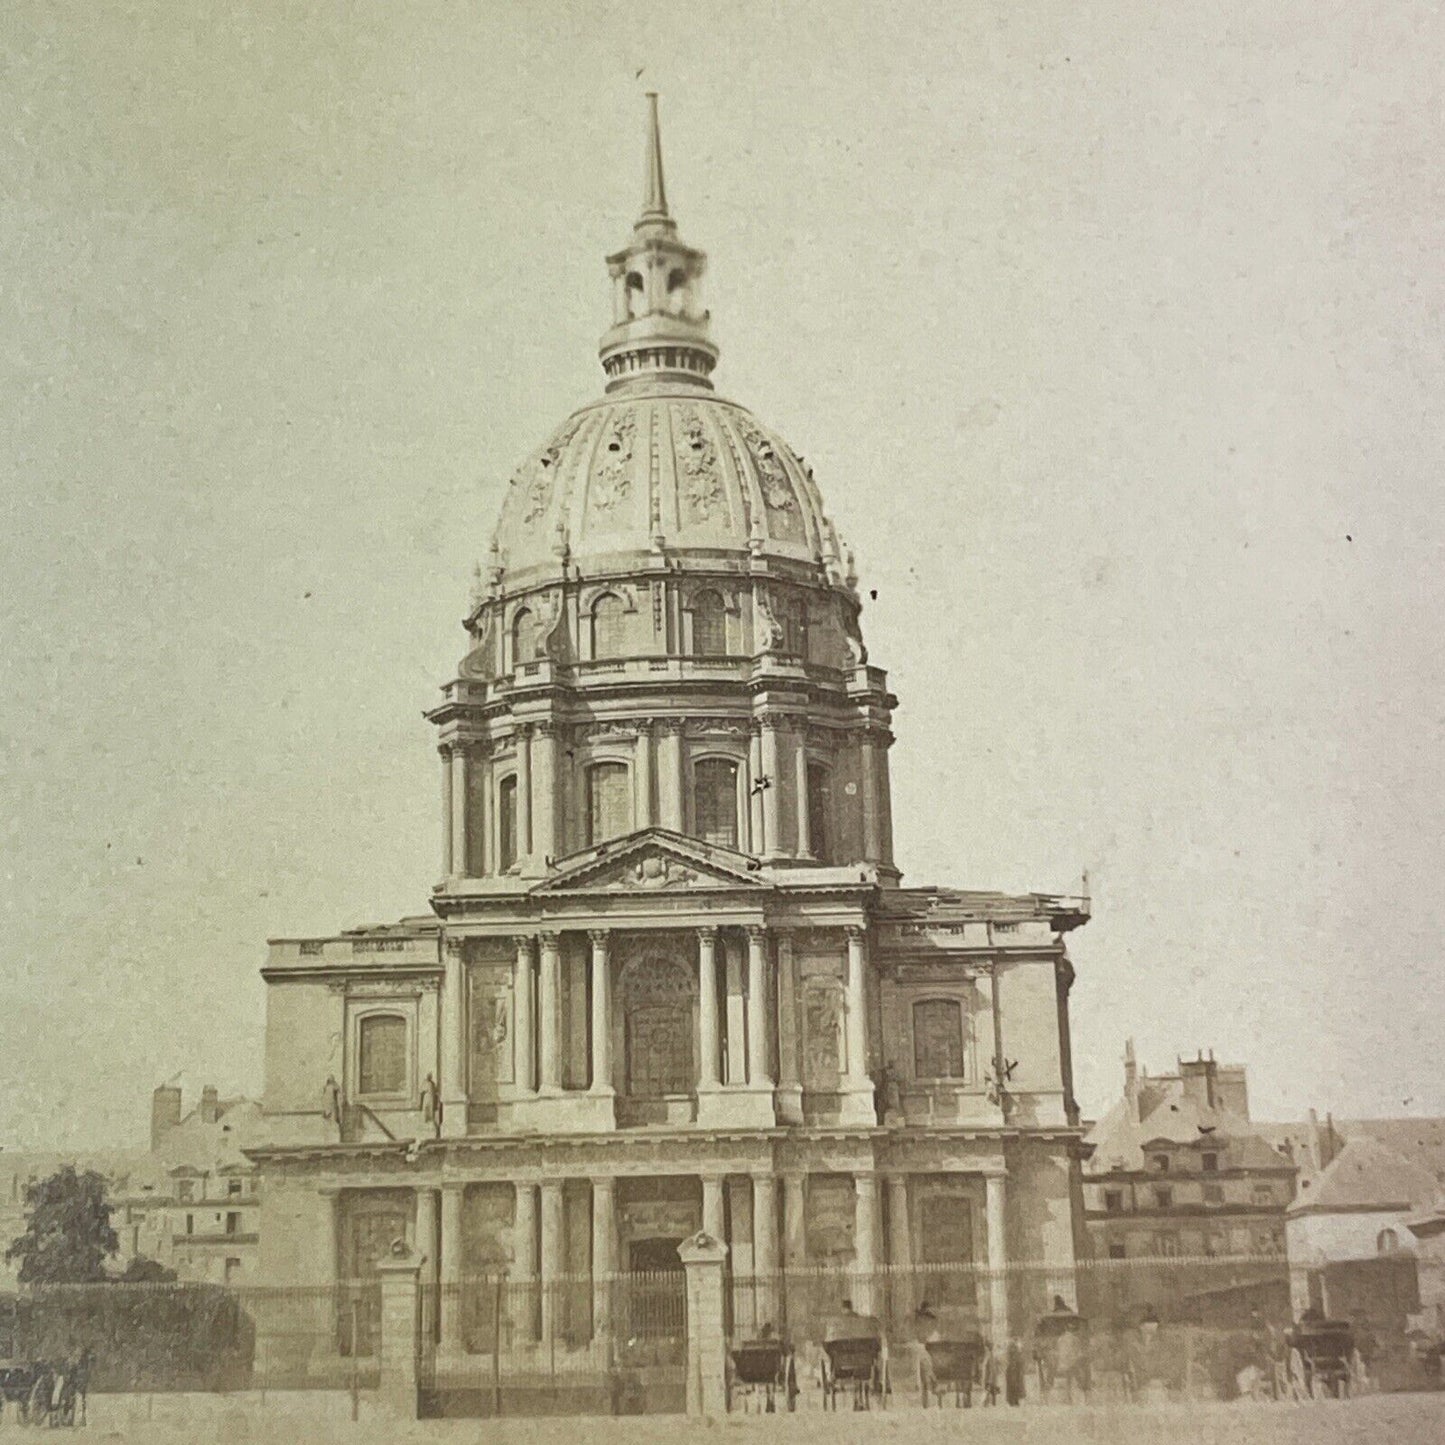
253;98;1090;1385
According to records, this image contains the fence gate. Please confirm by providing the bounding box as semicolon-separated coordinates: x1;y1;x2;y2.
417;1270;686;1418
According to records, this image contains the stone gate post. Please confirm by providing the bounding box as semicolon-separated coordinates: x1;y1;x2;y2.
678;1230;729;1417
375;1241;424;1420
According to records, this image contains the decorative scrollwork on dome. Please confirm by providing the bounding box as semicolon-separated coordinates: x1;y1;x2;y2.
591;411;638;514
518;414;586;529
739;419;796;512
677;405;723;524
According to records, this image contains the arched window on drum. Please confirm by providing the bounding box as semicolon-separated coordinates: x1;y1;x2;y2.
587;762;632;846
692;757;740;850
511;608;537;669
689;589;728;658
497;774;519;872
591;592;627;660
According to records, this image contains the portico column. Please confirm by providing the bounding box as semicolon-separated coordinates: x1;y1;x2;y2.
439;1184;464;1352
516;726;533;858
745;926;773;1089
658;721;684;832
440;939;467;1136
748;726;765;850
514;1182;539;1342
842;927;873;1112
540;1180;563;1350
441;748;455;876
859;732;881;863
513;936;535;1096
752;1174;779;1327
696;928;720;1090
533;723;558;864
775;932;802;1123
701;1174;725;1242
592;1177;615;1337
538;932;562;1093
588;930;614;1095
853;1173;878;1316
985;1172;1009;1347
450;746;470;877
634;723;655;829
793;728;812;858
414;1187;438;1343
475;749;491;876
886;1175;913;1321
760;715;783;853
781;1175;806;1271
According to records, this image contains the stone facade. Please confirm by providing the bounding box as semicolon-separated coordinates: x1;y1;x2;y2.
250;98;1090;1355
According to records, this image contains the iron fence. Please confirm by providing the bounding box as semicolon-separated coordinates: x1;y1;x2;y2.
722;1254;1445;1410
415;1269;687;1418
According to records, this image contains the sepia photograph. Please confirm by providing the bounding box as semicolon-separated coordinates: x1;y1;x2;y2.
2;3;1442;1441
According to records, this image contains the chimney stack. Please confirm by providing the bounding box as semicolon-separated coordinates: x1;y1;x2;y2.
1123;1039;1139;1121
200;1085;220;1125
151;1082;182;1151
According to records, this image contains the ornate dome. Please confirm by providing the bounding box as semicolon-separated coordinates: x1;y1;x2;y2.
484;95;848;591
490;387;843;579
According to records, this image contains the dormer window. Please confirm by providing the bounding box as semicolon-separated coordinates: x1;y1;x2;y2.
1152;1153;1170;1172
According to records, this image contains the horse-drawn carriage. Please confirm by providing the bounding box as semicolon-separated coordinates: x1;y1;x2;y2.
1033;1307;1091;1401
1286;1317;1357;1399
821;1336;885;1410
729;1335;798;1412
0;1352;90;1428
921;1334;989;1407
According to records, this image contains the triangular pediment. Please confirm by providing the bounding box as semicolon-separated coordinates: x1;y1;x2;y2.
532;828;771;895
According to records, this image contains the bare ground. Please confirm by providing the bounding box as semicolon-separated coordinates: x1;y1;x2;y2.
57;1390;1445;1445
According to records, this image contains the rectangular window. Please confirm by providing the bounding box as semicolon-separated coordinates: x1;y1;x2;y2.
225;1211;240;1236
178;1180;195;1201
185;1214;194;1235
912;998;965;1079
358;1014;408;1095
693;758;739;849
1203;1183;1224;1204
1103;1190;1124;1213
1152;1153;1170;1172
1108;1242;1127;1260
1201;1151;1219;1172
227;1179;243;1197
806;762;832;863
498;775;519;872
1154;1186;1173;1209
587;762;632;845
1155;1231;1180;1257
1252;1183;1273;1203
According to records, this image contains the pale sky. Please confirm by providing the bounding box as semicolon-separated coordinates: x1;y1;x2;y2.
2;2;1442;1151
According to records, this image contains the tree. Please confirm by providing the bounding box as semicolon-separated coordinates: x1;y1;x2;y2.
4;1165;119;1284
118;1256;177;1284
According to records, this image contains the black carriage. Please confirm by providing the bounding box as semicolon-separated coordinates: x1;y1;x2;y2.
729;1336;797;1412
1286;1318;1356;1399
0;1354;89;1428
921;1334;988;1407
821;1336;885;1410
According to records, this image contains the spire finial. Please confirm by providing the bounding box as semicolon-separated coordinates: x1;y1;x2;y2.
640;92;669;224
